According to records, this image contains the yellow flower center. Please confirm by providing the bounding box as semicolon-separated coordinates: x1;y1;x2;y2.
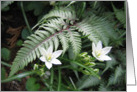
46;53;52;61
95;50;102;57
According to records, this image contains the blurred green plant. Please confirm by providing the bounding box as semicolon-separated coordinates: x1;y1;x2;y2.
1;1;126;91
1;48;11;61
26;77;40;91
1;1;14;11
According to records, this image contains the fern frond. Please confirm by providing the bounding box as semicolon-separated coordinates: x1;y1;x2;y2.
99;83;110;91
77;21;99;44
84;15;118;45
38;7;76;25
112;3;126;26
67;31;82;56
76;75;100;90
58;32;69;55
114;65;124;81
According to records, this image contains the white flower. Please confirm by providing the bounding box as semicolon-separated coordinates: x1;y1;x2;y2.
39;46;63;69
92;41;112;61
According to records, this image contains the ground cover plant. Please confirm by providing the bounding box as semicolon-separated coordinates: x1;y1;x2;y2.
1;1;126;91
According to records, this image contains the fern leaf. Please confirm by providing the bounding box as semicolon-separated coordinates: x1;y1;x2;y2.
76;75;100;89
58;32;69;55
114;65;123;81
67;31;81;56
112;3;126;26
9;30;59;76
99;83;110;91
84;15;118;45
39;7;76;24
77;21;99;44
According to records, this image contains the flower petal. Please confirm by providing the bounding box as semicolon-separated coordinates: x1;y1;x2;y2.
45;62;52;69
52;50;63;59
51;59;62;65
92;52;96;58
97;41;102;50
102;47;112;54
40;47;47;56
40;56;47;62
92;42;96;52
99;55;112;61
47;46;53;54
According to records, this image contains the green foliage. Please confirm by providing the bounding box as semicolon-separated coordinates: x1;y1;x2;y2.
10;5;119;76
76;75;101;89
16;40;23;46
23;1;49;16
1;1;14;11
26;77;40;91
76;52;99;76
1;67;7;80
21;28;31;40
1;71;35;83
112;3;126;28
1;48;11;61
1;1;126;91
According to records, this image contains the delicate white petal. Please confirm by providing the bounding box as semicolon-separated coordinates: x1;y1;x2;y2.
47;46;53;54
99;55;112;61
45;62;52;69
96;57;104;61
102;47;112;54
51;59;62;65
52;50;63;59
97;41;102;50
40;56;47;62
92;52;96;58
40;47;47;56
92;42;96;52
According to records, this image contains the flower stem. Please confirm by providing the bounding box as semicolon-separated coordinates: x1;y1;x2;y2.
50;68;54;91
20;1;32;33
57;68;61;91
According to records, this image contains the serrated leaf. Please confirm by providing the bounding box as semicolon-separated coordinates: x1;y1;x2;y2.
114;65;123;81
77;75;100;89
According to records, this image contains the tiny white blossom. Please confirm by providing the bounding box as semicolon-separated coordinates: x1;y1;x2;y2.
39;46;63;69
92;41;112;61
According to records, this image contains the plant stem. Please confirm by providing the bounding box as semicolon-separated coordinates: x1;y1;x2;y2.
1;61;11;67
57;68;61;91
50;68;54;91
20;1;32;33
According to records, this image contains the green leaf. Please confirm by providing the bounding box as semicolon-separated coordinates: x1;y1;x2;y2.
1;71;35;83
16;40;23;46
26;77;40;91
112;3;126;28
114;65;123;81
102;55;117;73
67;31;81;57
21;28;31;40
1;1;14;11
77;75;100;89
1;67;7;80
72;61;100;79
24;1;48;16
1;48;11;61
